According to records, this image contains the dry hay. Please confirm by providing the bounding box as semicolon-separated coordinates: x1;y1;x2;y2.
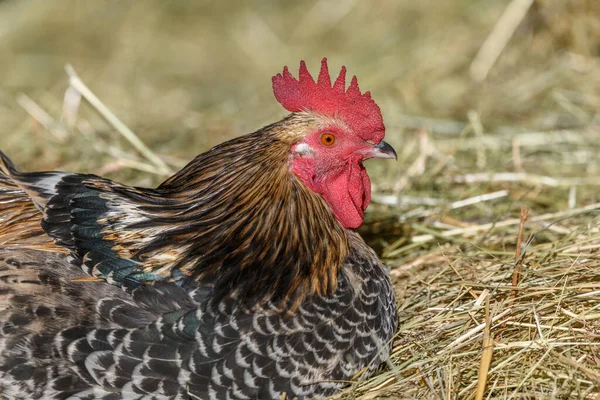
349;210;600;399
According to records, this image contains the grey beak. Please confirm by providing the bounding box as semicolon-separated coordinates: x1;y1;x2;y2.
373;140;397;160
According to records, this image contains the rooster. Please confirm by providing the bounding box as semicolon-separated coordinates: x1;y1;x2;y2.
0;58;398;400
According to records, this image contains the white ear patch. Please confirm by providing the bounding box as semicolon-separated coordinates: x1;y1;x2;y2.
295;143;313;156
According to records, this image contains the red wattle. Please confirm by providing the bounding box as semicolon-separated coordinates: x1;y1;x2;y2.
291;157;371;229
318;163;370;229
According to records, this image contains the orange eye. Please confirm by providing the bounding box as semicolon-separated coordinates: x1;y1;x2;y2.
320;133;336;146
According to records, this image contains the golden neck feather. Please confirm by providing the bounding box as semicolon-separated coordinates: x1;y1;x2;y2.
135;118;350;307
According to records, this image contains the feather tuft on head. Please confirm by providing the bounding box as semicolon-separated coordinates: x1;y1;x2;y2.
272;58;385;143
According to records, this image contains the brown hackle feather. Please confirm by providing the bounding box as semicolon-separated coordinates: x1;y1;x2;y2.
64;113;350;308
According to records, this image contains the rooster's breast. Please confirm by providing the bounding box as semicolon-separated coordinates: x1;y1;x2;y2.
185;245;397;399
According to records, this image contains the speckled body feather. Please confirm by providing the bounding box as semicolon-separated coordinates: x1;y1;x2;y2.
0;61;398;399
0;243;396;399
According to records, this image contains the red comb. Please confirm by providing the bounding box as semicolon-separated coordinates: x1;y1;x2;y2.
272;58;385;142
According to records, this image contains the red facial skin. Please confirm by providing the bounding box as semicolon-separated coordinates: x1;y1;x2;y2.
290;128;376;229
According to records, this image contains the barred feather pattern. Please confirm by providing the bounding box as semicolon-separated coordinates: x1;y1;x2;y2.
0;235;396;399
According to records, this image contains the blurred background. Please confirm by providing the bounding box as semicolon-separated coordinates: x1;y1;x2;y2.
1;0;598;183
